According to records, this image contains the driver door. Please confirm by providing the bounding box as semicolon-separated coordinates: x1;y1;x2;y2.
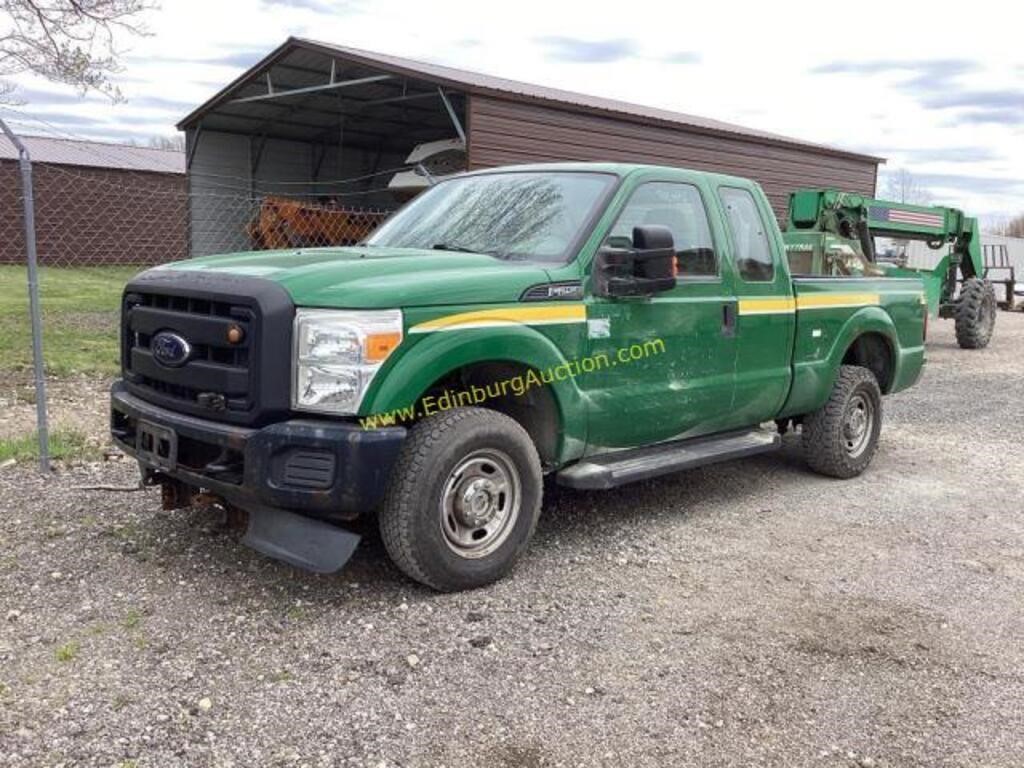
582;178;738;451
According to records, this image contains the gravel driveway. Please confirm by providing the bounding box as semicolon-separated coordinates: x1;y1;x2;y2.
2;313;1023;767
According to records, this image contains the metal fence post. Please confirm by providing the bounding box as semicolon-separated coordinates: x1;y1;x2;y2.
0;118;50;472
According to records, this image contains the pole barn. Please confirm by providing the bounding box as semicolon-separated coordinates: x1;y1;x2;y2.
178;37;883;257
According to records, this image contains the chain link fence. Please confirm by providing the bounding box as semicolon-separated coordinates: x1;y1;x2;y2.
0;113;408;469
0;157;397;267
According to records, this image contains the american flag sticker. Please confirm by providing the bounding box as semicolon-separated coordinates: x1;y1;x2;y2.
868;206;945;228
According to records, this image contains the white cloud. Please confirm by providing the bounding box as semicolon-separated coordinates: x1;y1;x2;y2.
2;0;1021;215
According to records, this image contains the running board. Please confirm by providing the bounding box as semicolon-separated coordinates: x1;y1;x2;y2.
556;429;781;490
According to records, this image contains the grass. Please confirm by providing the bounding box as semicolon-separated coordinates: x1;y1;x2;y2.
112;693;132;712
122;608;142;630
0;429;100;463
55;641;79;663
268;669;294;684
0;265;141;377
103;521;140;542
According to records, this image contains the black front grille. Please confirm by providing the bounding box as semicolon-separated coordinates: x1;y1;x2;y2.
120;270;294;426
124;291;255;414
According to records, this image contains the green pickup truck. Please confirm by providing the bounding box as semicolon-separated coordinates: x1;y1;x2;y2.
111;163;926;591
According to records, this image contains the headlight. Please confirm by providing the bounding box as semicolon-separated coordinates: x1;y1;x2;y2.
293;309;403;414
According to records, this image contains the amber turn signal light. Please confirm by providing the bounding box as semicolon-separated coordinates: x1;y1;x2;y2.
365;331;402;362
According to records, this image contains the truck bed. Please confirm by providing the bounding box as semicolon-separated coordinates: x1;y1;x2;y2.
780;276;927;418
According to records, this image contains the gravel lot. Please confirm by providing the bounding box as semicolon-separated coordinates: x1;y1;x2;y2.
2;313;1023;767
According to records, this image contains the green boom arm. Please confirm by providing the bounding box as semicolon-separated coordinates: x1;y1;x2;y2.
785;188;984;314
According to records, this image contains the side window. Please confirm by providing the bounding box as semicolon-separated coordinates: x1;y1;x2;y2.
606;182;717;277
719;187;774;282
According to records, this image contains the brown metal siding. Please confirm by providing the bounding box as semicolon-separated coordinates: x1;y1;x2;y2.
468;96;878;221
0;161;187;266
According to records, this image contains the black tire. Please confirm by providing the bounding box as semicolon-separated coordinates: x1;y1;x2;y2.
802;365;882;479
954;277;996;349
379;407;542;592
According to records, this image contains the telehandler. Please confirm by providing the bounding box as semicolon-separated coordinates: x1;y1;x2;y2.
783;189;996;349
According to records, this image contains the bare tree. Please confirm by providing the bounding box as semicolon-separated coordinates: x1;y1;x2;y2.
148;133;183;151
1006;214;1024;238
883;168;933;205
987;212;1024;238
0;0;154;104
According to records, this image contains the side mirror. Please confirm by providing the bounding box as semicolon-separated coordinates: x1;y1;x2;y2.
593;225;677;298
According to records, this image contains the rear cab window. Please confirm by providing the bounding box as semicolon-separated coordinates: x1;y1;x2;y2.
718;186;774;282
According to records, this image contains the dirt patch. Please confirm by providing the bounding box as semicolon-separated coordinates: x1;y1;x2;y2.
0;374;113;443
44;310;119;335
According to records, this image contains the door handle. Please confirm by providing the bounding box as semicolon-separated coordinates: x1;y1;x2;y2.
722;302;737;338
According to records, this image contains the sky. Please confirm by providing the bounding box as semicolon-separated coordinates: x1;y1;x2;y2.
1;0;1022;218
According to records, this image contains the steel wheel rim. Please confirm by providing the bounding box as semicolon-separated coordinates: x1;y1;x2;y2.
440;448;521;559
842;393;874;459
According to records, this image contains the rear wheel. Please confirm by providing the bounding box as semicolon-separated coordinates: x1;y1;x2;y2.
954;277;996;349
379;407;542;592
802;365;882;479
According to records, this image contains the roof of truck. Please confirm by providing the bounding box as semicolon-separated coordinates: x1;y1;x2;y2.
463;161;756;185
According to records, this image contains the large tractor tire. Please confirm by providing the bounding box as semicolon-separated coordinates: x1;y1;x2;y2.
954;277;996;349
802;365;882;479
379;408;542;592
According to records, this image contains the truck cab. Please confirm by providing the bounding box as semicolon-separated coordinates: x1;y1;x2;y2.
112;163;926;591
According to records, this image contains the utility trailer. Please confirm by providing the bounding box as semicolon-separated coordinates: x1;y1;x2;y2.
983;244;1017;311
782;189;997;349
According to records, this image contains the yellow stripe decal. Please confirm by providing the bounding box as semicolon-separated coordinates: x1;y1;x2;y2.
738;293;882;315
416;294;886;330
410;304;587;333
738;297;796;315
796;293;881;309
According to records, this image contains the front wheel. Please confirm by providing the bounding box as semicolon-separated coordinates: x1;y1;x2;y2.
379;408;542;592
802;365;882;479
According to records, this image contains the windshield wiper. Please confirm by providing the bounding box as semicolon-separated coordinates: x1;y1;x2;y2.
430;243;481;254
428;243;534;261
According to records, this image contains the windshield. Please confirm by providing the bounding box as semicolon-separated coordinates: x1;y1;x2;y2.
366;171;616;262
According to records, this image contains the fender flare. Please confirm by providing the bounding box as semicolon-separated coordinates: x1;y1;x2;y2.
782;306;901;417
825;306;900;385
361;326;589;461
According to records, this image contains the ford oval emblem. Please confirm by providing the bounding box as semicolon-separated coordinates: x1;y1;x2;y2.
151;331;192;368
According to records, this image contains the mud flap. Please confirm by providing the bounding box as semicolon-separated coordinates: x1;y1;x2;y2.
241;504;361;574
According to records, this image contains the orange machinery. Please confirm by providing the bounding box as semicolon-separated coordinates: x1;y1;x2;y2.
248;196;388;250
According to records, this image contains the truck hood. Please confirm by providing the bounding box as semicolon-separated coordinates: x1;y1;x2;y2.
159;246;558;308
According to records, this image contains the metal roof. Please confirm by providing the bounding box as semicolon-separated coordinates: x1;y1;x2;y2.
178;37;883;163
0;135;185;174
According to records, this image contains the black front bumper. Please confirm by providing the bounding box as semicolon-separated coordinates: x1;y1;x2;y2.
110;381;406;520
